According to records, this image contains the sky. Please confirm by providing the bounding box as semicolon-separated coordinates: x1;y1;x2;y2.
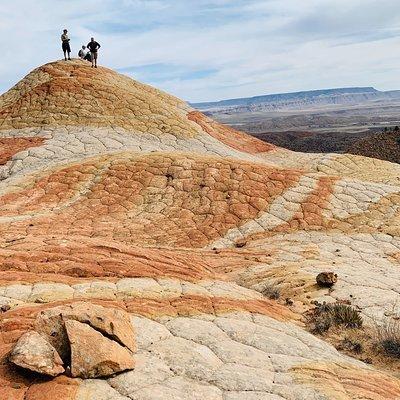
1;0;400;102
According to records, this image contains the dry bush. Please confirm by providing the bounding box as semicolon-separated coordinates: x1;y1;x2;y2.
376;318;400;359
261;283;281;300
309;302;363;334
339;337;363;354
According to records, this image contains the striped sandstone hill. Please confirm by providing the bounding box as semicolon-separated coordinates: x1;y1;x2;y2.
1;60;400;399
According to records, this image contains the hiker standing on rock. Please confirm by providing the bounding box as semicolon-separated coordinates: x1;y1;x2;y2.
61;29;71;61
87;38;101;68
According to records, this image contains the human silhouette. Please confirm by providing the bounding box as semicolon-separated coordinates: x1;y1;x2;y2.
87;38;101;68
61;29;71;61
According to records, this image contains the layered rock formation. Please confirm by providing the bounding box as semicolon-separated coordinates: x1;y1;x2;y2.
1;60;400;399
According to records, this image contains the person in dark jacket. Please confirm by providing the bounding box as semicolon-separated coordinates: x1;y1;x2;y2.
87;38;101;68
61;29;71;61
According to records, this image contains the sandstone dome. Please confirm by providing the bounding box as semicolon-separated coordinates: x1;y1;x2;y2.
1;60;400;399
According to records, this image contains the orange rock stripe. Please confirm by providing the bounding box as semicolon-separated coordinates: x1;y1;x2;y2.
0;248;267;291
188;110;275;154
0;153;303;248
281;175;338;231
292;362;400;400
0;163;99;217
0;241;221;284
248;175;339;241
0;138;45;166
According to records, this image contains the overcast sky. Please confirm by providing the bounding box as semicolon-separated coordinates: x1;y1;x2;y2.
1;0;400;102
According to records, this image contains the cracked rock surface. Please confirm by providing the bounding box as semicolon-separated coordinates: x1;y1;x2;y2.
65;319;135;379
1;60;400;399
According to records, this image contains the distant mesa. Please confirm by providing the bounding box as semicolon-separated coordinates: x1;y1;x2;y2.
191;86;400;159
192;86;400;112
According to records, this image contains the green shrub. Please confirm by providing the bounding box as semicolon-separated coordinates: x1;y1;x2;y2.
330;303;363;328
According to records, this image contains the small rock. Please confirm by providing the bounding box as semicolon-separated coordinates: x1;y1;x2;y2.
285;298;294;306
12;383;22;389
316;272;338;288
10;331;64;377
235;239;246;248
65;319;135;378
1;304;11;312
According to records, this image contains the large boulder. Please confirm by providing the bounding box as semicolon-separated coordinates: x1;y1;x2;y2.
10;331;64;377
34;302;135;360
9;302;136;379
65;319;135;378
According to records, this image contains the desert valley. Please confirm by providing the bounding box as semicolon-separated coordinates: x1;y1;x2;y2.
194;87;400;162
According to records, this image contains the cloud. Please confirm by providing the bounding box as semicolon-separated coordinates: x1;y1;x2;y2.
118;63;218;83
0;0;400;101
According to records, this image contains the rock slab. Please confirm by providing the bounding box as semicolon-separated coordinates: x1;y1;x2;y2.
65;319;135;378
35;302;136;361
10;331;64;377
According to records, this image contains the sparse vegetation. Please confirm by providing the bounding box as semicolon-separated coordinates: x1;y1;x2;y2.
338;337;363;354
375;318;400;359
308;302;363;334
330;304;363;328
261;283;280;300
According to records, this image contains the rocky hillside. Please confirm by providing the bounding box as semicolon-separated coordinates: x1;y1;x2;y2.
250;129;373;153
346;128;400;163
1;60;400;399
